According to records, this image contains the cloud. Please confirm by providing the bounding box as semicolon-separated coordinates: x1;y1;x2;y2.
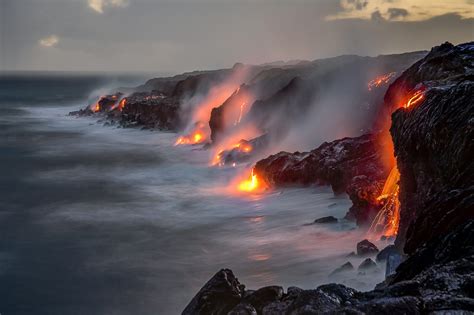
327;0;474;21
387;7;409;20
88;0;128;14
39;35;59;47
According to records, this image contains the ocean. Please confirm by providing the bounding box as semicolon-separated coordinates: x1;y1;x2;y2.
0;73;385;314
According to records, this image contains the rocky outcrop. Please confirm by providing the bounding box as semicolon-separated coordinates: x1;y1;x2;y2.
254;133;388;225
215;134;270;166
184;221;474;315
184;42;474;315
182;269;245;315
118;93;181;130
388;41;474;251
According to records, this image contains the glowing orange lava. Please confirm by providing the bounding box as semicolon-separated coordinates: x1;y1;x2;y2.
90;101;100;112
403;90;424;108
117;98;127;111
368;72;397;91
368;167;401;238
174;131;205;145
238;168;260;192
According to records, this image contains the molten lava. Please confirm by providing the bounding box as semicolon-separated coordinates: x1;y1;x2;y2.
90;101;100;112
403;89;424;108
368;166;401;238
368;72;397;91
175;131;205;145
368;88;426;239
238;168;261;192
117;98;127;111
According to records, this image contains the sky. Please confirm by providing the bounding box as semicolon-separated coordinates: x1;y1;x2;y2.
1;0;473;73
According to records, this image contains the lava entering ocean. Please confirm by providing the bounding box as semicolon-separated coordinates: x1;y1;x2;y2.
174;122;209;146
236;168;265;193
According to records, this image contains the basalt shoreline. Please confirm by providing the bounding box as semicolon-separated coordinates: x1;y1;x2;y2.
68;42;474;314
183;42;474;314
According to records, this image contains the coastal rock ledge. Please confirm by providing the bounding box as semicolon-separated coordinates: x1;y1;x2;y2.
183;42;474;315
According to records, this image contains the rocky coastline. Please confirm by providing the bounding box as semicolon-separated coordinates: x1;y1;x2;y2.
183;42;474;314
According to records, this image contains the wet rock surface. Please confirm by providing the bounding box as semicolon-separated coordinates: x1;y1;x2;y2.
356;239;379;256
313;216;338;224
185;223;474;314
254;133;388;226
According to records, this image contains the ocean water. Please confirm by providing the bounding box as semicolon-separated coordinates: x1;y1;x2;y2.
0;73;386;315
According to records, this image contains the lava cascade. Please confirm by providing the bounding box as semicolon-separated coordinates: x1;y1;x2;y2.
368;87;426;238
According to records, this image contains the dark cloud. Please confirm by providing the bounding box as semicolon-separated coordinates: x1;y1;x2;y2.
387;8;409;20
2;0;473;72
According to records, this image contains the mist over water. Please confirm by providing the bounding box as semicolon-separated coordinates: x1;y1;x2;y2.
0;74;386;314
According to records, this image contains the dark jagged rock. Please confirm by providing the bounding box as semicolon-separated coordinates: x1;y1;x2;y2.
241;286;283;313
387;41;474;251
182;269;244;315
330;262;354;275
215;135;270;166
356;239;379;256
314;216;338;224
227;303;257;315
254;133;388;226
119;93;181;130
376;245;398;262
358;258;377;270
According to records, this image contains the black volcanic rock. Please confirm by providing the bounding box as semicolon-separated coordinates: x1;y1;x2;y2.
387;41;474;251
182;269;244;315
330;262;354;275
358;258;377;270
356;239;379;256
215;134;270;166
314;216;338;224
254;133;387;225
241;286;283;313
119;93;181;130
376;245;398;262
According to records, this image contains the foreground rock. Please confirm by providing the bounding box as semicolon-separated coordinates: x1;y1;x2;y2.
184;221;474;315
182;269;244;315
254;133;388;225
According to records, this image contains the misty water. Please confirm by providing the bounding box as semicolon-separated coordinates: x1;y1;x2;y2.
0;74;387;314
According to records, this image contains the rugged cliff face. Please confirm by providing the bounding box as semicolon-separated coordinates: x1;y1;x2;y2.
253;134;388;225
183;42;474;315
388;42;474;251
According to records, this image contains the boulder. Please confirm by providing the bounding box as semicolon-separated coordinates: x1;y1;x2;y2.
330;262;354;275
314;216;338;224
358;258;377;270
356;239;379;256
182;269;244;315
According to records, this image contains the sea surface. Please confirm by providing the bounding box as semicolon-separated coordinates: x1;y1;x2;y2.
0;73;386;315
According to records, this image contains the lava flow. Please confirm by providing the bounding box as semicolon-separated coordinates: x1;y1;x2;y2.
404;89;424;108
237;168;263;192
367;72;397;91
174;122;210;146
368;87;426;239
368;166;401;238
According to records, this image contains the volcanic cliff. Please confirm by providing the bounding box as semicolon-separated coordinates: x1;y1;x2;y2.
183;42;474;314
